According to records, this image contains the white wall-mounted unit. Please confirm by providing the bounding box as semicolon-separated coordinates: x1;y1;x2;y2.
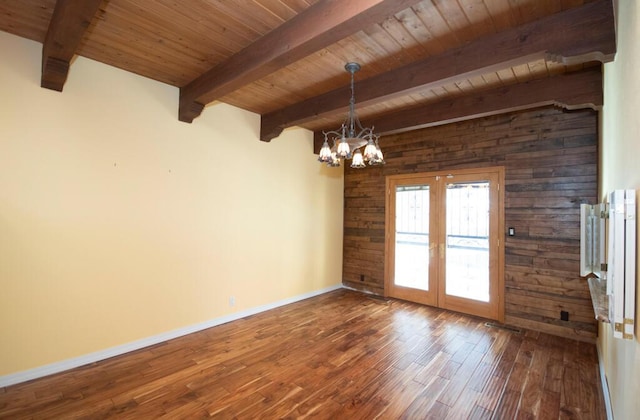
580;203;607;278
580;190;636;340
608;190;636;340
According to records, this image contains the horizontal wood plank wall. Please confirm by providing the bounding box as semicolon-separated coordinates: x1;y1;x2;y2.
343;106;598;341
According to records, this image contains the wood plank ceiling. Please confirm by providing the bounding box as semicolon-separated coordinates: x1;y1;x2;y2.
0;0;615;144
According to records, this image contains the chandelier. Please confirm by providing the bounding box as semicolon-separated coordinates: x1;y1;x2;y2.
318;62;385;168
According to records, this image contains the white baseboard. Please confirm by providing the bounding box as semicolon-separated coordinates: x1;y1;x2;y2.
596;339;614;420
0;284;343;388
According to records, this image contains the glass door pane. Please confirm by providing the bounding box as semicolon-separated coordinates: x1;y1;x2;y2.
394;185;429;291
445;181;490;302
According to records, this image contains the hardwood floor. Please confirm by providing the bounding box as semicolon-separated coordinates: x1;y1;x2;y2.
0;289;606;419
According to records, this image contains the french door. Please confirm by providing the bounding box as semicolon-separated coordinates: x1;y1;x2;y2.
385;167;504;321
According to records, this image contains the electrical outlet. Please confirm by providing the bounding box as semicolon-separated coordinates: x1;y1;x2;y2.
560;310;569;321
229;296;236;307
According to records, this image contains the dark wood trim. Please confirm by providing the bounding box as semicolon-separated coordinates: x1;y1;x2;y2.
41;0;102;91
263;0;615;142
313;67;603;152
178;0;419;123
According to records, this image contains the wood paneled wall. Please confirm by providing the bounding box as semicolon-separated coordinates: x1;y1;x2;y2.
343;106;598;341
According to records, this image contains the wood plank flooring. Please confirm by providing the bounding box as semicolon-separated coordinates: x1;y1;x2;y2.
0;289;606;419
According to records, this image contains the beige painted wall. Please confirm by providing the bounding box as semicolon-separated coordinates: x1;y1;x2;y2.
600;0;640;418
0;32;344;376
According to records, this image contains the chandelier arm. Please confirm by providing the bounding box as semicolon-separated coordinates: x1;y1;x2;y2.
322;129;343;137
355;127;374;139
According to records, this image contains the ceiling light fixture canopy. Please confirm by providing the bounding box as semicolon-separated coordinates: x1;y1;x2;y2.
318;62;384;168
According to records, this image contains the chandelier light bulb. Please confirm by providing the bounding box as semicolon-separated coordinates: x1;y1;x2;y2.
351;149;366;168
363;138;377;161
318;139;332;163
337;138;350;158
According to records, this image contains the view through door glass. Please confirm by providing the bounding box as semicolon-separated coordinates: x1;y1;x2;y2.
445;181;490;302
394;185;429;291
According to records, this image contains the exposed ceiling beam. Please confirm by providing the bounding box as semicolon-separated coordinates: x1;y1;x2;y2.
263;0;615;143
312;67;603;153
41;0;102;91
178;0;420;123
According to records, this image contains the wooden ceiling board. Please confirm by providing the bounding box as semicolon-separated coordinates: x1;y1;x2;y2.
392;6;440;56
200;0;286;36
411;1;463;51
255;0;319;21
0;0;55;42
75;0;276;87
432;0;477;44
346;30;404;73
480;0;519;30
118;1;256;53
456;0;496;35
379;13;429;56
82;15;195;82
479;72;503;87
